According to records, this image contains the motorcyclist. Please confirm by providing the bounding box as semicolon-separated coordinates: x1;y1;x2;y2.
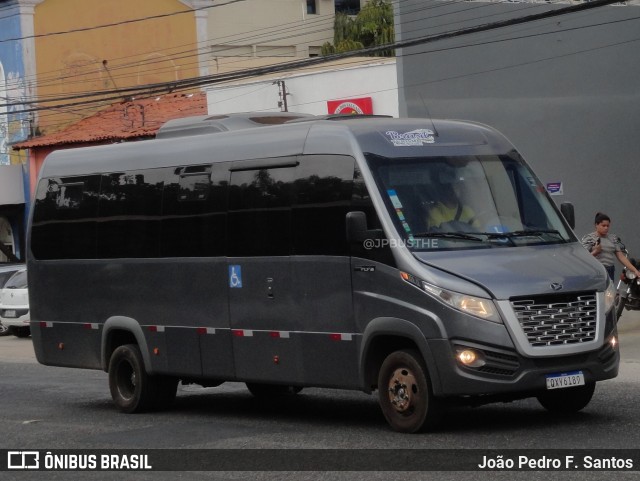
581;212;640;280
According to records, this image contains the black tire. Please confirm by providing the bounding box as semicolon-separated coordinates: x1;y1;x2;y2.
377;349;441;433
108;344;178;413
536;382;596;413
246;383;302;397
10;326;31;338
0;322;11;337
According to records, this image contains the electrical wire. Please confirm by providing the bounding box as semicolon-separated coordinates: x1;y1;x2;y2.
3;0;624;114
1;0;634;128
4;0;510;97
0;0;248;43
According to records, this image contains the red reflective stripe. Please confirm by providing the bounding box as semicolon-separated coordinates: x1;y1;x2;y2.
329;333;353;341
148;326;158;332
269;331;280;338
232;329;253;337
196;327;207;335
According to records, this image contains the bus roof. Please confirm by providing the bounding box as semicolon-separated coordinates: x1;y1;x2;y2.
38;115;515;179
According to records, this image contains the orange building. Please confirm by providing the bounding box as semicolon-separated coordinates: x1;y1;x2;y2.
13;92;207;195
31;0;202;135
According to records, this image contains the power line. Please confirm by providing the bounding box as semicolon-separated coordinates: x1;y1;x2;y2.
2;0;546;111
0;0;247;43
5;0;625;115
2;0;631;125
5;0;510;95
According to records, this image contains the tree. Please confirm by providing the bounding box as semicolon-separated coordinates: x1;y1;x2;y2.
321;0;394;57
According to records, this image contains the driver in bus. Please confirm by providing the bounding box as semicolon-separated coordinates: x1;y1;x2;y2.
426;170;479;231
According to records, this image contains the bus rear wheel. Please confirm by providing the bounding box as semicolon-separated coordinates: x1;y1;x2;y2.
378;349;440;433
108;344;177;413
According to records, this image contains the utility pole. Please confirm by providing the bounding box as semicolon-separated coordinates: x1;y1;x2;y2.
276;80;289;112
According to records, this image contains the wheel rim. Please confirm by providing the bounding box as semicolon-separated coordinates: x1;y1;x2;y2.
115;360;136;401
387;367;418;414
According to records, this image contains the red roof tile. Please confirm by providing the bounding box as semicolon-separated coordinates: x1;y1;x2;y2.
13;92;207;150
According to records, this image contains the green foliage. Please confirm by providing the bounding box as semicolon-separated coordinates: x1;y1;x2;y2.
336;39;365;53
321;42;336;56
322;0;394;57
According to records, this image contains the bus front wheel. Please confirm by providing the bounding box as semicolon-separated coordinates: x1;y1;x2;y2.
377;349;441;433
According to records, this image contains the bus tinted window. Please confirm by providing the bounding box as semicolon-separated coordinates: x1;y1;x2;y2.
161;164;227;257
96;170;165;258
31;176;101;260
292;155;354;256
228;164;295;257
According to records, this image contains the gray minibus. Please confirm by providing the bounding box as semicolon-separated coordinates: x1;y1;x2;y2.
28;113;618;432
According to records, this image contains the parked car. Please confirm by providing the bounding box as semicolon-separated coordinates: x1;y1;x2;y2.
0;263;26;337
0;267;30;338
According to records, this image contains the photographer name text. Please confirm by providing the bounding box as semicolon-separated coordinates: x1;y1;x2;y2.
478;454;634;470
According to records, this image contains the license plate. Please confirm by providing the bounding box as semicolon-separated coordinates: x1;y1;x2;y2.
3;310;16;318
546;371;585;390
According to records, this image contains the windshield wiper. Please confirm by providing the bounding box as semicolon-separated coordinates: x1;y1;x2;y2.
506;229;563;238
480;229;565;242
412;232;485;242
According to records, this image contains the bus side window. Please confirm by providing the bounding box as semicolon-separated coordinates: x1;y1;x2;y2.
31;176;100;260
96;170;165;259
292;155;355;256
228;161;296;257
161;164;227;257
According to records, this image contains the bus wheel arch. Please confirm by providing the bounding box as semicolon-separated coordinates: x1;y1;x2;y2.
101;317;151;373
360;317;442;394
102;317;178;413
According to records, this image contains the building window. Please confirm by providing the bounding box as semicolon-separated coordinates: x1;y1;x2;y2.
335;0;360;15
308;46;321;57
307;0;317;14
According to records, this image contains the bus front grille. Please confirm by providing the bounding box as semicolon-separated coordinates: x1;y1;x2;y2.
510;293;597;347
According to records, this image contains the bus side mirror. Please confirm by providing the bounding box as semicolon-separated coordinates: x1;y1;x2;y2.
346;211;383;243
560;202;575;230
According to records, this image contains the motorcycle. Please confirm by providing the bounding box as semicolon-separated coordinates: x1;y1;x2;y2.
615;240;640;320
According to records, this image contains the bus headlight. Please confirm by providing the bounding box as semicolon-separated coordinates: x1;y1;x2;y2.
420;283;499;321
400;272;501;323
604;281;616;314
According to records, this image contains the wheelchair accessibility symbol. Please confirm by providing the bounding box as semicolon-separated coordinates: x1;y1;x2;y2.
229;265;242;288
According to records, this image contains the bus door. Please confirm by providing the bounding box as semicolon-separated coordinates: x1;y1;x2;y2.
290;155;358;388
227;159;303;384
226;155;358;388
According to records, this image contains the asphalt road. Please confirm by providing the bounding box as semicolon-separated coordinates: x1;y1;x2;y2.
1;313;639;481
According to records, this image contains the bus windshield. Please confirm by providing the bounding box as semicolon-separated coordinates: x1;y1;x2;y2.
365;152;575;251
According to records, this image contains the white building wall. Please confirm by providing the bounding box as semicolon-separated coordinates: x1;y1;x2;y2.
206;60;399;117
